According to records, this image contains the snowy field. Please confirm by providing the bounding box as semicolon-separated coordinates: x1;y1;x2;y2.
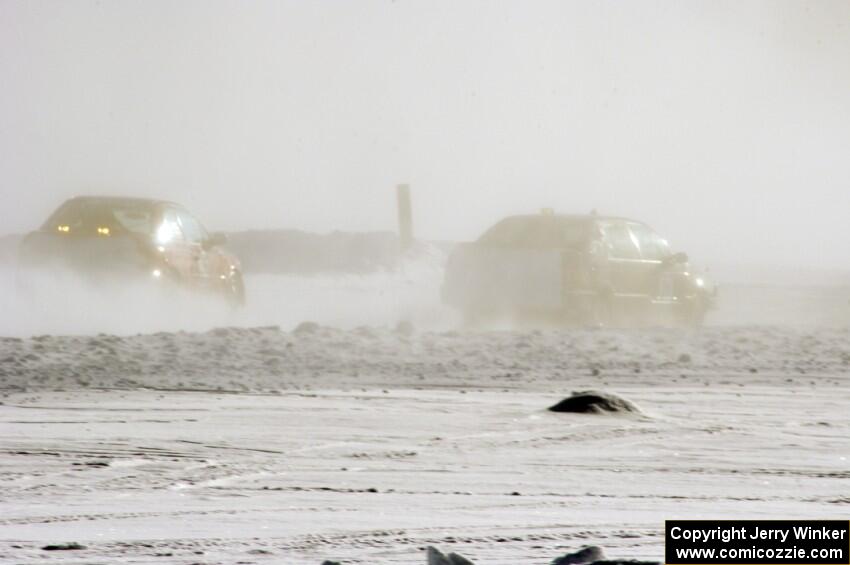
1;262;849;564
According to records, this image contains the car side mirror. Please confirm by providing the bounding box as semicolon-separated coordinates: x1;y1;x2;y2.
206;232;227;248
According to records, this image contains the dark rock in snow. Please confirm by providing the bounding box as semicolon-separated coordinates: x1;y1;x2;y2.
427;546;451;565
427;546;476;565
447;553;475;565
320;561;342;565
548;391;640;415
42;542;86;551
551;546;606;564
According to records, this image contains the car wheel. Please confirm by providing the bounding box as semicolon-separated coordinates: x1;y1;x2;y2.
588;291;614;328
678;296;707;327
225;271;246;308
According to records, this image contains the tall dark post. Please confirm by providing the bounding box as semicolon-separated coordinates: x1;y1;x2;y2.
396;183;413;251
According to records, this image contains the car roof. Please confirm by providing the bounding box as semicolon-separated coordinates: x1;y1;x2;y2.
498;213;642;224
63;195;181;209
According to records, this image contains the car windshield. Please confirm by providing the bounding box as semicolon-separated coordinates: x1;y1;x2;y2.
478;216;589;248
43;199;156;236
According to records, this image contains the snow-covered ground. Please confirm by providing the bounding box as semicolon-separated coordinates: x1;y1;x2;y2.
1;323;849;563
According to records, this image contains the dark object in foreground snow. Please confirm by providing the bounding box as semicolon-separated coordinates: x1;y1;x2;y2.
42;542;86;551
585;561;661;565
551;546;606;564
551;547;660;565
321;546;659;565
548;391;640;415
427;546;476;565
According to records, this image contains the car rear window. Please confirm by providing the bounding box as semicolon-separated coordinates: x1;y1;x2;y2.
43;199;156;236
478;217;589;248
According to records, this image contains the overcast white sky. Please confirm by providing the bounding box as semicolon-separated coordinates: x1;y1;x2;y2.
1;1;848;269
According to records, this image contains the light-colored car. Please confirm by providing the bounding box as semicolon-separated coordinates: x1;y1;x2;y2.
442;212;715;326
19;196;245;306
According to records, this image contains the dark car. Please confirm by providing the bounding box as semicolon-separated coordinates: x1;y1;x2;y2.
442;211;715;327
18;196;245;305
